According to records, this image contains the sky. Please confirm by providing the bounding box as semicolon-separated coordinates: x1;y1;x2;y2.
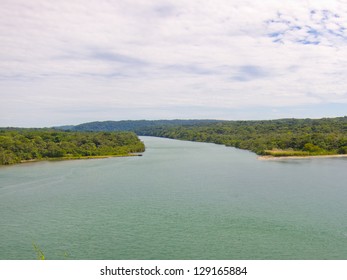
1;0;347;127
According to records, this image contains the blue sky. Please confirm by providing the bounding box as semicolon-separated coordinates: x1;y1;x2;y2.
0;0;346;127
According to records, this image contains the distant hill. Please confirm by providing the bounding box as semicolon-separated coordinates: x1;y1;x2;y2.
55;119;221;133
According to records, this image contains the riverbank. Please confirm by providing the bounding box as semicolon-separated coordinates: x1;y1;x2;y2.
258;154;347;160
18;153;143;164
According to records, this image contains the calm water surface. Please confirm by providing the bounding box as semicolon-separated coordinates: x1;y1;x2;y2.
0;136;347;259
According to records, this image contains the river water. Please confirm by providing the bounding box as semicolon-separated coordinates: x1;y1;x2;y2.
0;136;346;259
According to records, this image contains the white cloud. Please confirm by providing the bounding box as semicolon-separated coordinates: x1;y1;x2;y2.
0;0;347;126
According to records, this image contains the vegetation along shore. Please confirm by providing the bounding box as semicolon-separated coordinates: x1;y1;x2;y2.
0;129;145;165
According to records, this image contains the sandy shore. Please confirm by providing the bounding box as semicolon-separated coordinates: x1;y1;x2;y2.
258;154;347;160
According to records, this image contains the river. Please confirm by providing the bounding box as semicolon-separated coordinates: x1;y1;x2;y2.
0;136;346;259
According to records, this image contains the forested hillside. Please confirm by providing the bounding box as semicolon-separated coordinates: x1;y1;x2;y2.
0;129;145;165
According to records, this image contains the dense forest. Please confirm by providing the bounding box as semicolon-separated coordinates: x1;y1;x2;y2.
0;129;145;165
64;117;347;157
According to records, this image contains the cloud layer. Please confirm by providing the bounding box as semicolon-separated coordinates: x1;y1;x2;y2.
1;0;347;126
